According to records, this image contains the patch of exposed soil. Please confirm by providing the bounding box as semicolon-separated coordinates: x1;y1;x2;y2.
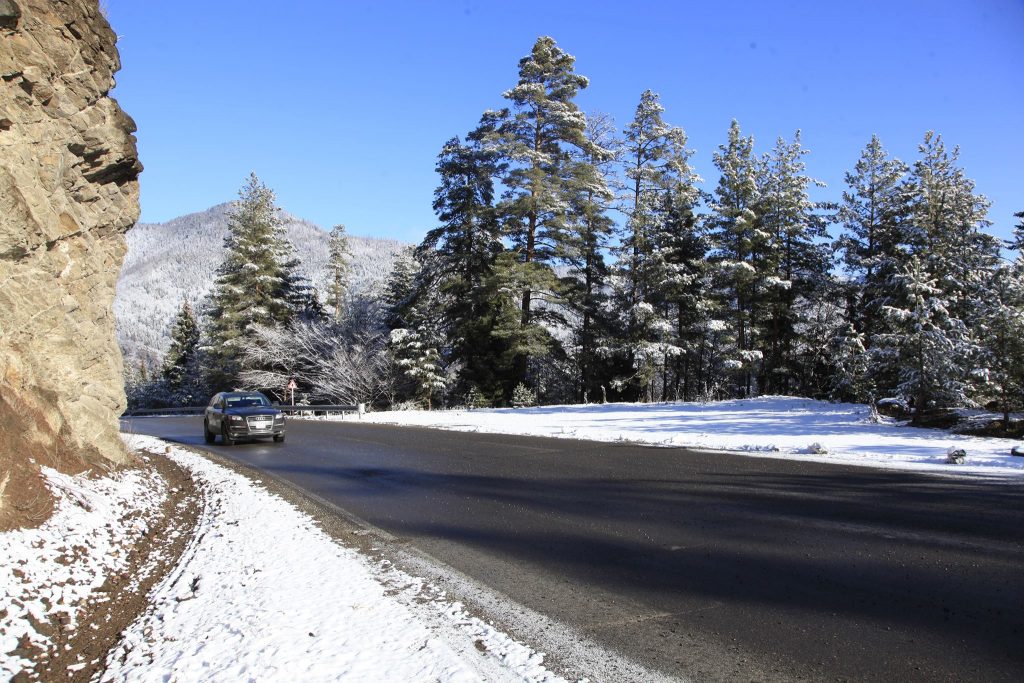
13;452;200;682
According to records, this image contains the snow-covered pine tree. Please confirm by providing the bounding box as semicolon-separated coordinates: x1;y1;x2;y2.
204;173;306;391
756;131;832;395
389;327;447;410
497;36;595;391
327;223;352;320
382;246;421;331
910;132;999;328
421;116;511;401
614;90;702;401
161;300;205;405
707;120;764;397
1010;210;1024;252
975;262;1024;427
651;185;709;401
836;135;913;355
561;111;618;403
877;256;972;419
903;132;999;403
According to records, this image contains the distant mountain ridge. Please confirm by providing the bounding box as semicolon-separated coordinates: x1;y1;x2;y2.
115;203;408;369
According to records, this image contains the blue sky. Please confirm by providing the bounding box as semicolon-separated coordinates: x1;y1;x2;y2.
106;0;1023;244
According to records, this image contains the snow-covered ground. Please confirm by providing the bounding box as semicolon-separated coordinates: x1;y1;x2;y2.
105;435;565;682
2;439;570;682
349;396;1024;479
1;465;167;678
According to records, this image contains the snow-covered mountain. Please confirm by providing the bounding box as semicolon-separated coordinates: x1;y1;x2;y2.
115;203;409;369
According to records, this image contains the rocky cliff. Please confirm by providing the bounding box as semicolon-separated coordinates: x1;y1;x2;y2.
0;0;141;529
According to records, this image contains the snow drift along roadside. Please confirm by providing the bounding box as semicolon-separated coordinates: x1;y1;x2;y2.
351;396;1024;478
107;435;566;682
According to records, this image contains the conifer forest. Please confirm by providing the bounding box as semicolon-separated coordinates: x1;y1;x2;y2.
135;37;1024;423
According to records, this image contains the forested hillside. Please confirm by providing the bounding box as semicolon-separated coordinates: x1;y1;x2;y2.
115;203;405;370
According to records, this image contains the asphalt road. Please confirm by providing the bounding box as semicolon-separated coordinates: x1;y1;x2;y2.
124;416;1024;682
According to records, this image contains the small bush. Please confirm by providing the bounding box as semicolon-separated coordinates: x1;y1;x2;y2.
511;383;536;408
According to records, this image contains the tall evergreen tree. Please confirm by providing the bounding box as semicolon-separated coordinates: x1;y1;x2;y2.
757;131;832;394
910;132;998;324
497;35;594;390
976;262;1024;426
204;173;305;389
836;136;912;343
614;90;702;401
161;300;204;405
707;120;763;396
426;116;512;399
326;223;351;320
561;112;618;402
651;186;709;400
877;256;972;418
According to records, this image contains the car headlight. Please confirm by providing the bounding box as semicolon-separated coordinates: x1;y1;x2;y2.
230;415;245;422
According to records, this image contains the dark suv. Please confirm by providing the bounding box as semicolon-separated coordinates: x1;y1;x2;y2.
204;391;286;445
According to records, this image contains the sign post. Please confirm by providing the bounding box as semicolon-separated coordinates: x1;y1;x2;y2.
287;378;297;406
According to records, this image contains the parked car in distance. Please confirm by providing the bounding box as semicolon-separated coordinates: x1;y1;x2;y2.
204;391;286;446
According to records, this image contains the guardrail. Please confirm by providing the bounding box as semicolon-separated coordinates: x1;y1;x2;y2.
124;404;364;417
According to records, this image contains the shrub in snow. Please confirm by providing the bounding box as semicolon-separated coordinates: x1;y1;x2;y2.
806;442;828;455
465;386;489;410
511;383;536;408
946;447;967;465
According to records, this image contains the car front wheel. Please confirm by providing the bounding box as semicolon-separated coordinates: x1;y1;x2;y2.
273;433;285;443
222;422;235;446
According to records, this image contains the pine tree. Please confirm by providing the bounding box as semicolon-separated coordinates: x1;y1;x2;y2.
976;262;1024;426
389;327;447;409
416;115;512;400
204;173;305;390
613;90;703;401
756;131;832;394
497;36;594;389
327;223;352;320
836;136;912;350
877;256;972;418
910;131;999;328
707;120;763;397
161;300;204;405
651;186;709;400
1009;210;1024;251
561;111;618;402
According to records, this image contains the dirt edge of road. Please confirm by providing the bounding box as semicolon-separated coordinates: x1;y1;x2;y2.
17;453;201;683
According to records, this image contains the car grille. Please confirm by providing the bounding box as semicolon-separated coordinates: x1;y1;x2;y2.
247;415;274;432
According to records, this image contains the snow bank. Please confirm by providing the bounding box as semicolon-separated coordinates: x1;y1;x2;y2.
0;465;167;678
107;436;565;682
354;396;1024;478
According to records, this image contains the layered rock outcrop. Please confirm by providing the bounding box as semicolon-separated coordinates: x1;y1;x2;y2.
0;0;141;529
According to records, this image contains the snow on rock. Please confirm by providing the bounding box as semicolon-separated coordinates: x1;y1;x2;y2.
351;396;1024;478
0;465;166;679
106;436;565;683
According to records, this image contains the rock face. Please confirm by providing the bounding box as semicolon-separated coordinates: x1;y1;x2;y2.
0;0;141;529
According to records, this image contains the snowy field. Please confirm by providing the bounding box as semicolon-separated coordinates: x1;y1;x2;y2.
348;396;1024;479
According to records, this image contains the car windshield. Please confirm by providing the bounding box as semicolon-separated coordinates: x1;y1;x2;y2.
226;394;269;408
